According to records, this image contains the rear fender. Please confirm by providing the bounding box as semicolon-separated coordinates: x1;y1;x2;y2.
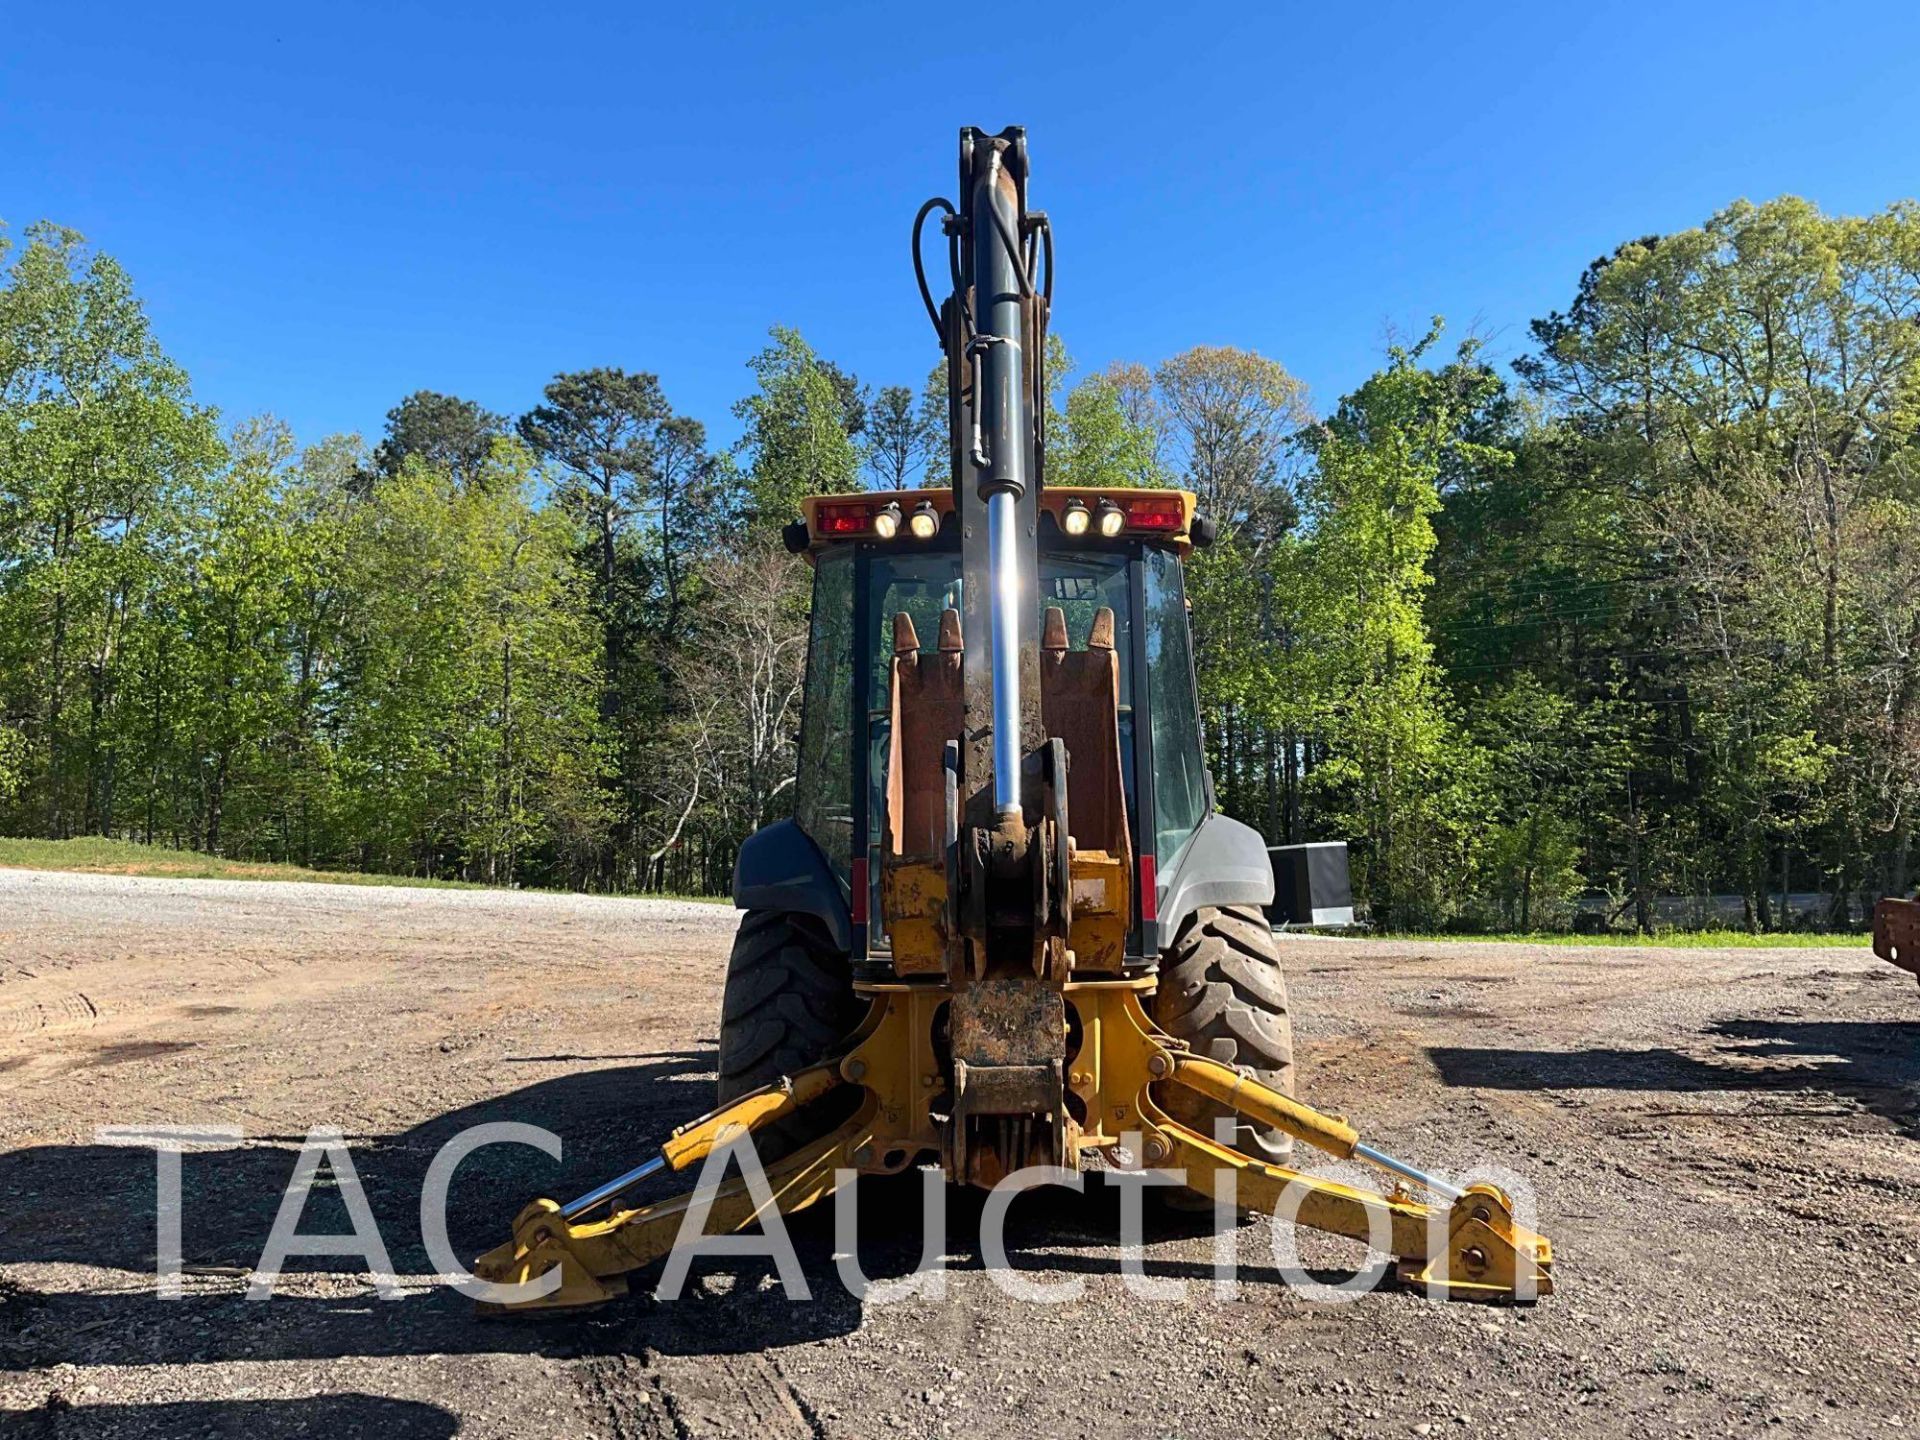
731;819;853;955
1154;812;1275;950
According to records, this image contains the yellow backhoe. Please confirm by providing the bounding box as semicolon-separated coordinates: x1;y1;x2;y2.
475;126;1554;1310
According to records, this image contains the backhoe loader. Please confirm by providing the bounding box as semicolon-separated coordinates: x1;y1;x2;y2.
475;126;1554;1308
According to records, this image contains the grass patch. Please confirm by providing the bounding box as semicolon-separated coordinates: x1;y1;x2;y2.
0;836;486;888
0;836;729;902
1376;928;1870;949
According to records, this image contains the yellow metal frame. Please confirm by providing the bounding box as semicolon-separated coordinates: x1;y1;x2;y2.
879;860;948;976
1062;848;1130;973
475;982;1552;1311
880;849;1132;978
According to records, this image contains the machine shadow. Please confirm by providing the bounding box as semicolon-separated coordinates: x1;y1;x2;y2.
1428;1019;1920;1134
1;1393;460;1439
0;1051;722;1276
1;1053;1347;1372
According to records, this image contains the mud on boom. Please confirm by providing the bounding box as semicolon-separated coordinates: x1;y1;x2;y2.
477;127;1554;1309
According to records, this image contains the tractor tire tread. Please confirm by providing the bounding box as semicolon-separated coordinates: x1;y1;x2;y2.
716;909;862;1156
1151;903;1296;1160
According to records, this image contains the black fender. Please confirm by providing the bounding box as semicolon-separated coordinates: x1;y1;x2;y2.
731;819;852;955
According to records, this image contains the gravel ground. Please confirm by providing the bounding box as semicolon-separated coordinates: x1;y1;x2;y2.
2;870;1916;1438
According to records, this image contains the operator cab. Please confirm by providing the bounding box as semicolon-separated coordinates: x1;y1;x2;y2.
787;485;1210;967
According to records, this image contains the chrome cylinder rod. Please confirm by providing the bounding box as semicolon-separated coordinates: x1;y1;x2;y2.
561;1152;667;1220
1352;1142;1465;1202
986;487;1023;815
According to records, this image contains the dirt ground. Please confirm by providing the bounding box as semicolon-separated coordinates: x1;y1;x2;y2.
1;869;1916;1438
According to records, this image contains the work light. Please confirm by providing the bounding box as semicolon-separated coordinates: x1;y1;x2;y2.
908;501;939;539
1061;499;1091;536
1096;499;1125;537
873;501;903;540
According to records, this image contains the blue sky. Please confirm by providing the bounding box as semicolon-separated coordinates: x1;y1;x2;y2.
5;2;1918;454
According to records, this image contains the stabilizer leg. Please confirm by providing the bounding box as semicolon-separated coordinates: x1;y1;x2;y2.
474;1064;872;1313
1094;988;1554;1302
1159;1120;1552;1301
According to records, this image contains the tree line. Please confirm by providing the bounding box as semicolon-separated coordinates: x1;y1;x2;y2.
2;196;1916;930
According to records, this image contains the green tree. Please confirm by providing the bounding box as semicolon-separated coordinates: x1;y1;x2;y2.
331;444;608;883
517;367;669;670
371;390;506;489
277;432;362;864
0;724;24;806
1520;197;1920;921
815;359;869;440
1155;345;1310;534
173;418;311;855
1467;675;1583;930
1053;368;1165;490
863;384;938;489
733;327;861;524
919;362;952;487
1300;326;1502;928
517;368;722;884
1149;345;1310;831
0;222;222;838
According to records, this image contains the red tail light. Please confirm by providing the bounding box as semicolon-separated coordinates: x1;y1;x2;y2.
850;857;869;924
1138;854;1157;922
817;501;877;535
1125;495;1186;532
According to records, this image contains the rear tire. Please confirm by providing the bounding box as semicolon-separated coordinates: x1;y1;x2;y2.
716;909;862;1157
1152;903;1296;1162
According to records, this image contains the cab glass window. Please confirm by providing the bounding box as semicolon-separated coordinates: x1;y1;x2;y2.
1144;547;1208;863
794;547;854;881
